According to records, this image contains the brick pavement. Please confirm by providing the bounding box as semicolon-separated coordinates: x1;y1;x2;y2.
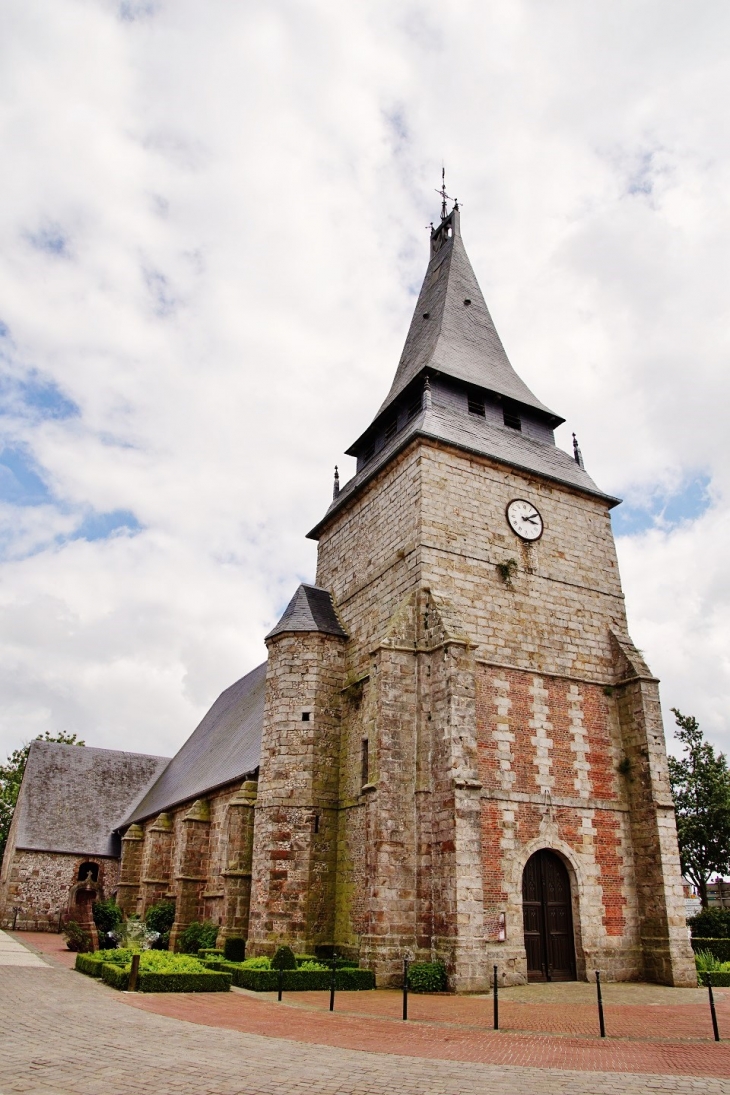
5;932;730;1094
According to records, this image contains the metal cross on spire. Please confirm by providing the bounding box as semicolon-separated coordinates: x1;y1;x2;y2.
435;166;456;220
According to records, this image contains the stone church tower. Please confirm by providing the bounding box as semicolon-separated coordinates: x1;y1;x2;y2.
247;203;695;988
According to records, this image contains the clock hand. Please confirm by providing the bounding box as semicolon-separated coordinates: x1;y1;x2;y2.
522;515;538;524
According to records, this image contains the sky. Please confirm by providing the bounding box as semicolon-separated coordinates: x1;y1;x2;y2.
1;0;729;764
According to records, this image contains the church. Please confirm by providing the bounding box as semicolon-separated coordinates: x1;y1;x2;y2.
0;199;696;989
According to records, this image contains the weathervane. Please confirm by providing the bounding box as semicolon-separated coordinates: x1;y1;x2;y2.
435;166;456;220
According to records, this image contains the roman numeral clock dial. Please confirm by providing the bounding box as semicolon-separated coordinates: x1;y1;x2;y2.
506;498;544;542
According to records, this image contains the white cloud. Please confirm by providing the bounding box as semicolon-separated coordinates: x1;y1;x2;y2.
0;0;729;762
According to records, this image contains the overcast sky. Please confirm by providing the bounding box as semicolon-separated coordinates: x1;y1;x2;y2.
1;0;729;764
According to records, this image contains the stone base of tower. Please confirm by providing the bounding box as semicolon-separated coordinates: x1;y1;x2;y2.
642;939;698;987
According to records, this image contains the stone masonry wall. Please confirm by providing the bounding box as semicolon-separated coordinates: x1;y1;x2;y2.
0;850;118;932
248;630;345;954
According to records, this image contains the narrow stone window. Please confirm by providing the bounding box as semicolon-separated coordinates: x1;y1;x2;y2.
314;814;320;834
468;392;485;417
301;711;311;722
361;739;369;788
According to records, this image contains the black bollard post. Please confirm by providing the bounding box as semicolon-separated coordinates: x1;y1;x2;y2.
277;967;283;1002
493;965;499;1030
402;958;409;1021
128;953;140;993
595;970;606;1038
708;975;720;1042
12;906;20;931
330;955;337;1013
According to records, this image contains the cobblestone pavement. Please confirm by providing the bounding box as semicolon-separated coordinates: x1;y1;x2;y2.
4;933;730;1095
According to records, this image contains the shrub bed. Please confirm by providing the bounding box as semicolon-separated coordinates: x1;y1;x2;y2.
691;938;730;962
202;959;374;991
76;949;131;976
76;949;231;992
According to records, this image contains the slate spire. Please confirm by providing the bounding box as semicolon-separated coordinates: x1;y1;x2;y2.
376;205;560;423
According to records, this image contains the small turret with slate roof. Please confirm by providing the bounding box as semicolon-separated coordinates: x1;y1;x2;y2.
266;584;347;640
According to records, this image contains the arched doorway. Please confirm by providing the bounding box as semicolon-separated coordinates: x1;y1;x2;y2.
522;849;576;982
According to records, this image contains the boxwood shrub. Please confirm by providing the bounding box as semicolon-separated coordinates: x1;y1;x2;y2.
271;945;297;970
202;959;374;991
223;937;246;962
691;938;730;962
102;962;130;990
407;962;448;993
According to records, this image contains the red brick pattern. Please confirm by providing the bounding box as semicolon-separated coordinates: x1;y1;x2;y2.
546;678;577;796
481;799;507;916
504;671;537;795
584;685;617;801
594;811;627;936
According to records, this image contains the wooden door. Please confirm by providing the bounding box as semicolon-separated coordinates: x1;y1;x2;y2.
521;850;576;982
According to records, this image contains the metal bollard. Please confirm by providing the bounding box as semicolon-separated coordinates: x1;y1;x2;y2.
493;965;499;1030
402;957;409;1021
708;975;720;1042
329;955;337;1012
595;970;606;1038
128;953;140;993
277;967;283;1002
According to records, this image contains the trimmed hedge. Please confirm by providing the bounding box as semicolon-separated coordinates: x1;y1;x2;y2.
698;971;730;987
271;945;297;970
76;950;231;992
203;959;374;992
224;937;246;962
136;970;231;992
102;962;130;990
75;953;105;977
75;950;130;977
198;948;224;959
296;955;358;969
691;938;730;962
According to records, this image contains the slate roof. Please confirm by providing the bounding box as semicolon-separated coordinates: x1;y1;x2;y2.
266;584;347;640
125;661;267;824
13;741;169;857
309;402;619;539
372;207;561;428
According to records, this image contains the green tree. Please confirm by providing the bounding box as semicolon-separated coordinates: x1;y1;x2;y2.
0;731;85;866
667;708;730;908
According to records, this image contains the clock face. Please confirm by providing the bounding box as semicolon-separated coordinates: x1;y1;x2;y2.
506;498;543;541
